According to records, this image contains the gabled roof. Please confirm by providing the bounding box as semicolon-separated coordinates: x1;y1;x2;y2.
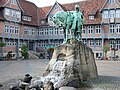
39;0;106;25
0;0;9;7
100;0;120;11
46;1;64;16
19;0;39;26
0;0;39;26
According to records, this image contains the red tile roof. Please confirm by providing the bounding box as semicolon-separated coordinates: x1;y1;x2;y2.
19;0;38;26
0;0;108;26
0;0;9;7
39;0;106;25
0;0;39;26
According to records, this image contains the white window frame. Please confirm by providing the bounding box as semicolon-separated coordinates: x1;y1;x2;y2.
82;26;85;33
116;40;120;49
116;24;120;33
88;26;93;34
5;8;10;16
15;26;19;34
96;40;102;46
89;15;94;20
116;10;120;18
89;40;94;46
82;40;87;45
110;24;115;33
4;25;9;33
95;25;101;33
110;10;115;18
11;0;17;4
110;40;115;48
16;11;21;18
24;28;29;35
103;11;108;18
109;0;115;3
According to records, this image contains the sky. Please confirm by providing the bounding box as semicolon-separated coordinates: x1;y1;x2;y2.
26;0;85;7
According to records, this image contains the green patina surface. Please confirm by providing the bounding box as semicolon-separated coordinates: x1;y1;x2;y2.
53;4;84;43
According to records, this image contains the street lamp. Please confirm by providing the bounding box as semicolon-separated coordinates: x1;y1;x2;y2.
17;27;20;60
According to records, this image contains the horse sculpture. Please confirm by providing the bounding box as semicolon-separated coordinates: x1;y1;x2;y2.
53;11;73;43
53;5;84;43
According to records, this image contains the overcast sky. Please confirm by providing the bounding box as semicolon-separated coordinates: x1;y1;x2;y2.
26;0;85;7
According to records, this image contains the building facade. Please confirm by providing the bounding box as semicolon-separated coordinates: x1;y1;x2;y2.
0;0;38;56
0;0;120;59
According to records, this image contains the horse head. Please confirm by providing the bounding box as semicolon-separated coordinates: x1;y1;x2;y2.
52;11;67;27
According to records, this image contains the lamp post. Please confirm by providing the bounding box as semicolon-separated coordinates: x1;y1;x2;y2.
101;22;105;59
17;26;20;60
113;41;116;61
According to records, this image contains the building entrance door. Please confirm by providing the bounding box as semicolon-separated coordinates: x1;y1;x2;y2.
29;42;34;50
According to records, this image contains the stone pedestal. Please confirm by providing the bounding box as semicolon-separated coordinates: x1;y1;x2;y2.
42;39;98;88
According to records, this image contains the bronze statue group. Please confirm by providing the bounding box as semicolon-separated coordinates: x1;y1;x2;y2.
53;4;84;43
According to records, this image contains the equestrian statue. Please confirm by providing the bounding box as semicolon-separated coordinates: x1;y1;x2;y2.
52;4;84;43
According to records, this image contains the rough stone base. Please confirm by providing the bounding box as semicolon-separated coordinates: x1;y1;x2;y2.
43;39;98;88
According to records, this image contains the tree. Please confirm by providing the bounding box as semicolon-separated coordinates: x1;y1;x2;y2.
103;45;110;60
0;42;6;57
21;45;29;59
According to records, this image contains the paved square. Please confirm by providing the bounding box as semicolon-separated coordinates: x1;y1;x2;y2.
0;60;120;90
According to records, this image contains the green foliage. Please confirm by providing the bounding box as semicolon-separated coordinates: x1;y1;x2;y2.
103;45;110;53
21;45;29;59
0;42;6;47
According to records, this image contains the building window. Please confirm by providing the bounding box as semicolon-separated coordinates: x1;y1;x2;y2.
32;29;36;35
82;40;87;45
15;26;19;34
4;25;9;33
10;26;14;33
110;24;115;33
16;11;21;18
44;29;48;35
116;10;120;18
41;20;45;24
11;0;17;4
109;0;115;3
49;16;53;21
88;26;93;34
96;40;102;46
24;28;29;35
60;28;63;34
89;40;94;46
89;15;94;20
116;24;120;33
103;11;108;18
29;28;32;35
110;10;115;18
82;26;85;33
5;9;10;16
40;29;44;35
55;28;58;34
116;40;120;49
11;10;16;17
22;16;31;21
110;40;115;48
95;25;101;33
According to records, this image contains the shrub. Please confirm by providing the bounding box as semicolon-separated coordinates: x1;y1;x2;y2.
21;45;29;59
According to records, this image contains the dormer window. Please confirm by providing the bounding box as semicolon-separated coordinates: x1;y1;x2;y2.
41;20;45;24
11;0;17;4
89;15;94;20
109;0;115;3
22;16;32;21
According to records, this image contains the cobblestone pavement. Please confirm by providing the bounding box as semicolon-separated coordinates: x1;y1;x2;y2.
0;60;120;90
